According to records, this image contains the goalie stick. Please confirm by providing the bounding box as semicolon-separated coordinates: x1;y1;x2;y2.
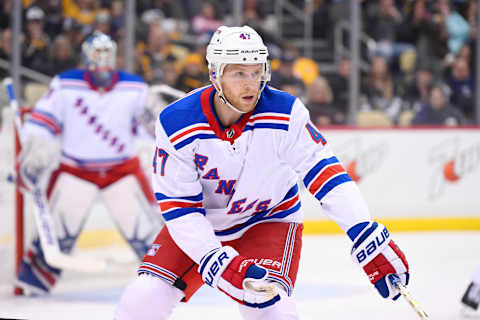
390;275;430;319
3;77;107;273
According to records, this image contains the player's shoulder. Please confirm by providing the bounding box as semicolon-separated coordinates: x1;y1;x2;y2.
57;69;86;81
158;85;210;138
116;71;146;84
255;85;297;116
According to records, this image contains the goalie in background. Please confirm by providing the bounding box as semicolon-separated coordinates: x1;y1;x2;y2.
16;31;163;295
461;264;480;316
115;25;410;320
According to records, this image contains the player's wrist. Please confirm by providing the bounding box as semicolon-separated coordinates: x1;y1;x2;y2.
198;246;239;288
346;221;371;241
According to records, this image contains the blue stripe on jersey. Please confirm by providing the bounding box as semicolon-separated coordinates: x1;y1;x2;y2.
162;207;206;221
117;71;145;83
283;184;299;200
26;119;58;135
174;133;218;150
159;88;209;138
313;173;352;201
254;86;296;116
303;156;340;187
244;123;289;132
61;152;129;164
214;203;301;236
58;69;85;80
155;192;203;202
34;109;61;126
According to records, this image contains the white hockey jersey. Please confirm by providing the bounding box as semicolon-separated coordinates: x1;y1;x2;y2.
23;69;148;170
154;85;371;263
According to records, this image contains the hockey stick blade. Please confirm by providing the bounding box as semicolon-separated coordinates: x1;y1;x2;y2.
3;77;107;273
389;275;430;319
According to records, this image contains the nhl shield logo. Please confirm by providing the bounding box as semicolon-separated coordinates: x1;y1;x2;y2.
147;244;162;256
226;128;235;139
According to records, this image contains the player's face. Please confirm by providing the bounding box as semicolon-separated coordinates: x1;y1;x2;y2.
220;64;264;113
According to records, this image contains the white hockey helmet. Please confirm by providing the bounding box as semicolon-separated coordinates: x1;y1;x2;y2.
81;31;117;72
206;26;270;113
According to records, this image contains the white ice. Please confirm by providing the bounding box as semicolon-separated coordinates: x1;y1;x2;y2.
1;232;479;320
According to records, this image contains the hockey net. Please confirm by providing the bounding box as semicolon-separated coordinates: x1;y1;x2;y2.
0;84;183;294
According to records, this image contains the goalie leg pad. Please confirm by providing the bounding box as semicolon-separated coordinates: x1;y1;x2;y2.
101;175;162;259
17;237;61;295
115;273;184;320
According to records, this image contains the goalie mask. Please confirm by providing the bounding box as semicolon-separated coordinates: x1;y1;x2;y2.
206;26;270;113
82;31;117;87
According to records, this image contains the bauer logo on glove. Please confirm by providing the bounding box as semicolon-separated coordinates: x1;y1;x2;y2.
350;222;409;300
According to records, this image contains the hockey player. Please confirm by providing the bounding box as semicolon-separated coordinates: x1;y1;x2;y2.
461;264;480;315
115;26;410;319
16;31;162;294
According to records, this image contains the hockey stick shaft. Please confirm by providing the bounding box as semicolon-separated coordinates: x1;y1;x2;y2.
3;78;106;273
390;276;430;319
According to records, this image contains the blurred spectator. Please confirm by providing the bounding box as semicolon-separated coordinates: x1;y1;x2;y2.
63;17;86;52
403;62;435;111
192;1;223;37
0;0;12;30
360;55;403;121
325;56;351;112
136;23;189;84
467;1;477;40
413;0;450;76
411;82;466;126
270;51;304;94
138;0;187;21
437;0;470;58
23;6;51;74
444;57;474;120
175;53;208;93
47;34;77;75
240;0;279;48
161;62;180;89
110;0;125;38
63;0;100;27
277;77;304;99
41;0;64;41
306;76;345;126
93;10;112;36
0;28;12;79
365;0;414;61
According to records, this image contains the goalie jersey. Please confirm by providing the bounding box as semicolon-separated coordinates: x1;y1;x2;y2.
154;85;371;263
22;69;148;170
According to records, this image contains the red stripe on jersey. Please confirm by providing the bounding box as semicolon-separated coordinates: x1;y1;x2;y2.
308;163;345;194
31;113;61;133
159;201;203;211
170;125;212;143
250;115;289;122
269;194;299;215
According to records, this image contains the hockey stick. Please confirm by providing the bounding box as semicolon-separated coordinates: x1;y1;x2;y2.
3;78;106;273
390;276;430;319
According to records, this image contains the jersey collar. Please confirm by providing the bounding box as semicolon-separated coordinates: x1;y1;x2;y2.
83;71;119;93
200;86;253;144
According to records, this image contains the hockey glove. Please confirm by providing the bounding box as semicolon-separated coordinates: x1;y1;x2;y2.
198;246;280;308
350;222;409;300
19;135;60;188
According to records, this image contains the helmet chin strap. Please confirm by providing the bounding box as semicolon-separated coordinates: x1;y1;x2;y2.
212;64;268;115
